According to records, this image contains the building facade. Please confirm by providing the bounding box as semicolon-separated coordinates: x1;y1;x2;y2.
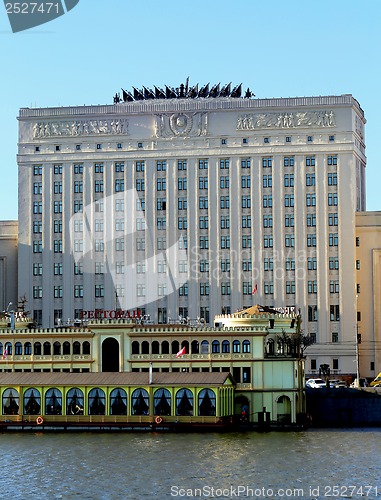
355;211;381;379
17;89;366;376
0;221;18;314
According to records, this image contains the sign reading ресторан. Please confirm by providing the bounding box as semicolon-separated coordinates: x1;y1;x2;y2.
80;310;141;320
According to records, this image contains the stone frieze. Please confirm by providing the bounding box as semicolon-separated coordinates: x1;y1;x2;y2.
237;111;336;130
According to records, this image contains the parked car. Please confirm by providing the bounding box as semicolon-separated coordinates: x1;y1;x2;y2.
370;372;381;387
334;381;347;388
329;379;341;388
306;378;326;388
350;378;369;388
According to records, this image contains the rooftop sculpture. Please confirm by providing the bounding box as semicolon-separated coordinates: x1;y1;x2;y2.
113;81;254;103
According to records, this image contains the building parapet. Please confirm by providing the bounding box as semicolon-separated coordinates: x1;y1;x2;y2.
18;94;363;119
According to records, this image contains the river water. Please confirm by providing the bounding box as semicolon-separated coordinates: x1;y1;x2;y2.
0;429;380;499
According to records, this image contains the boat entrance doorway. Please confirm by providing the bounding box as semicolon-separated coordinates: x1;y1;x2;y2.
234;395;250;424
102;337;119;372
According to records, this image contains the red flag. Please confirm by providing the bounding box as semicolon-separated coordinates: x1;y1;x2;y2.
252;284;258;295
2;348;8;360
176;346;186;358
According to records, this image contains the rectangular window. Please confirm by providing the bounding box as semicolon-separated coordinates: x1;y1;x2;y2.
329;257;339;270
241;158;251;169
136;161;145;172
330;305;340;321
94;163;103;173
115;179;125;192
308;305;318;322
283;156;294;167
157;160;167;171
284;174;294;187
306;214;316;227
220;159;230;169
329;233;339;246
94;180;104;193
263;174;272;188
328;193;338;206
199;196;208;209
199;159;208;169
220;196;230;209
157;178;166;191
307;234;317;247
241;175;251;189
264;215;273;228
115;162;124;172
263;195;272;208
199;216;209;229
199;176;208;190
285;234;295;247
53;164;62;175
33;165;43;175
242;195;251;208
178;160;187;171
306;173;315;186
308;280;318;294
328;173;338;186
262;157;272;168
285;194;294;207
33;263;43;276
178;178;187;190
327;155;337;165
220;176;229;189
306;156;315;167
308;257;317;270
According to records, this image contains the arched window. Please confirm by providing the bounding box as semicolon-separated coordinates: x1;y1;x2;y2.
222;340;230;353
73;341;81;355
131;388;149;415
201;340;209;354
141;341;149;355
191;340;199;354
212;340;220;353
131;341;140;355
24;388;41;415
110;388;127;415
152;341;160;355
66;388;84;415
198;388;216;416
62;342;70;355
232;340;240;353
154;388;171;416
2;388;19;415
34;342;41;355
43;342;51;355
266;338;275;355
15;342;22;355
4;342;12;356
0;343;3;356
45;388;62;415
83;341;90;355
53;342;61;356
161;340;169;354
88;388;106;415
24;342;32;355
176;388;193;416
171;340;179;355
243;340;250;353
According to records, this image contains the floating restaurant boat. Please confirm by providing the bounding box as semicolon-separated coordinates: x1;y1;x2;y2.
0;305;308;431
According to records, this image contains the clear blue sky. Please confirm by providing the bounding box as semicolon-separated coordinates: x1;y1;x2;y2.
0;0;380;220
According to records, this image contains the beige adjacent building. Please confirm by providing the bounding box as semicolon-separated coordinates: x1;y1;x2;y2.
17;89;366;377
355;211;381;379
0;221;18;313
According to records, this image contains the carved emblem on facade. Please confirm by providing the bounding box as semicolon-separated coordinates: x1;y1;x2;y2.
154;112;208;137
236;111;336;130
33;119;128;139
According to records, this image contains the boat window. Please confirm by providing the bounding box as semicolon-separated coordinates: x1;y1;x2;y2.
131;388;149;415
24;388;41;415
176;388;193;416
154;388;171;416
3;388;19;415
66;388;84;415
110;388;127;415
198;389;216;416
45;388;62;415
88;388;106;415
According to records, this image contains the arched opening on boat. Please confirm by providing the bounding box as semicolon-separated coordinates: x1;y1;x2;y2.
101;337;120;372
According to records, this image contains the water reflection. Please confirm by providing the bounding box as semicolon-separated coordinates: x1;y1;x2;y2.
0;429;380;499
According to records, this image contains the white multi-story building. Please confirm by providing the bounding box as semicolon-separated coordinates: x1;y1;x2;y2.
17;86;366;376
